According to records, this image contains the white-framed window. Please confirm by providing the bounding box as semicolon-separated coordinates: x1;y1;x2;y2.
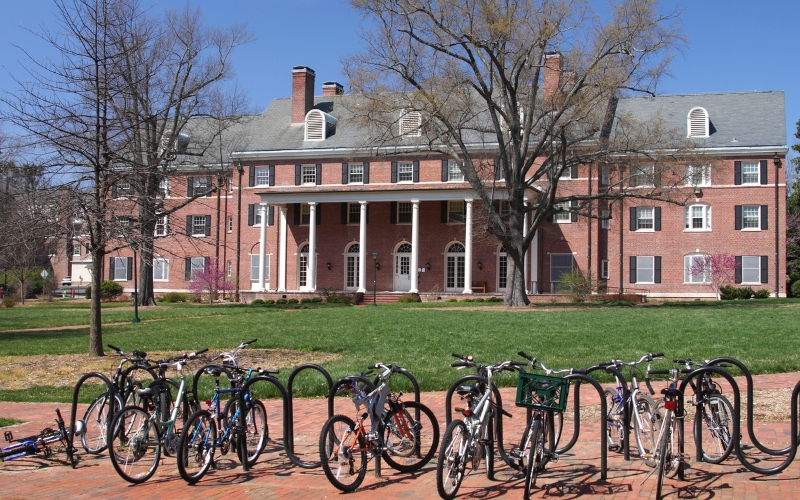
447;200;466;223
190;257;205;280
684;254;709;284
250;254;270;281
299;204;311;225
193;176;210;196
153;257;169;282
397;202;412;224
497;200;510;217
685;165;711;187
601;260;609;279
227;260;232;278
601;210;610;229
302;165;316;185
742;205;760;230
113;257;129;281
192;216;207;236
348;163;364;184
635;256;655;284
345;243;360;290
227;216;233;233
116;180;134;197
635;207;654;231
550;253;573;292
347;202;361;224
741;256;761;284
741;161;760;184
154;215;168;236
447;160;464;182
298;244;309;288
498;247;508;291
398;162;413;182
158;178;170;198
255;167;270;186
553;202;571;223
630;165;655;187
399;110;421;137
685;204;711;231
600;166;610;185
687;107;709;138
73;241;81;256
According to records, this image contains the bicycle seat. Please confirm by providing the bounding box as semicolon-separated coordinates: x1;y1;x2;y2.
661;387;682;397
132;350;147;359
204;367;224;377
136;386;160;398
456;384;482;398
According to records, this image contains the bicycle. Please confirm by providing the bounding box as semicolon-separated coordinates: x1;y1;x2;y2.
1;409;76;463
436;355;523;499
602;353;664;466
107;348;207;484
79;344;156;454
676;359;734;464
644;362;685;499
319;363;439;492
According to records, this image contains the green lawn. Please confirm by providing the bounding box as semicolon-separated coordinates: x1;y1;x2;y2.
1;299;798;402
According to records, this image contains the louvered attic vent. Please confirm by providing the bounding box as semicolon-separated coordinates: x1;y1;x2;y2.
687;107;709;138
399;110;422;137
304;109;337;141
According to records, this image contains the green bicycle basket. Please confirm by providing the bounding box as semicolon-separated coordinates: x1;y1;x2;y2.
515;372;570;412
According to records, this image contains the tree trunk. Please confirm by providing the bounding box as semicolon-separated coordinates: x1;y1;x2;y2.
504;251;530;306
89;250;104;356
138;241;156;306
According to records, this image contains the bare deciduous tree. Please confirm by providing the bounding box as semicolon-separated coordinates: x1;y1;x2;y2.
345;0;693;305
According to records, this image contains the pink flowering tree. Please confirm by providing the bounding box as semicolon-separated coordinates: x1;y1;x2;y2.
689;253;737;300
189;259;234;304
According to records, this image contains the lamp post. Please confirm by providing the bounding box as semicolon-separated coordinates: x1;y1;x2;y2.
131;240;140;323
372;251;378;307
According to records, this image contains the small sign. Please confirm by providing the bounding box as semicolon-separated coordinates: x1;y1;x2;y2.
40;270;49;278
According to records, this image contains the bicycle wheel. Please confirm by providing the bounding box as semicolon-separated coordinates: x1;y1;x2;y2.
436;419;468;500
381;401;439;473
108;405;161;484
633;393;659;466
664;410;682;479
483;412;494;479
81;392;122;454
604;389;624;451
223;397;268;467
524;417;550;499
696;394;734;464
655;410;672;499
319;414;367;492
176;409;217;484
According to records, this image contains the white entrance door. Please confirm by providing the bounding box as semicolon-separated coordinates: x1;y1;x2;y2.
345;243;360;291
393;243;412;291
446;242;466;292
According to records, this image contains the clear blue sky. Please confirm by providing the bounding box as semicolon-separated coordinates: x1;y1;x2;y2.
1;0;798;168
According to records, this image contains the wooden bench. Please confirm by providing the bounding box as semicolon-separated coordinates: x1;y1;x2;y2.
471;281;487;293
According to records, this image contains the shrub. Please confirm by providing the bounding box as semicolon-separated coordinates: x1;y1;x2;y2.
2;296;17;308
397;293;420;303
474;297;485;303
264;299;275;305
287;298;299;304
276;298;288;304
446;298;458;302
792;280;800;298
300;298;312;304
161;292;190;303
460;298;474;302
486;296;503;302
754;289;771;299
738;287;755;299
190;293;203;303
326;293;353;305
719;285;737;300
311;297;323;303
85;286;91;300
556;270;595;302
99;280;124;301
250;299;265;305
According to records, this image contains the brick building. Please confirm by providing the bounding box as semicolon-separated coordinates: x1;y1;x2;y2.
59;65;788;301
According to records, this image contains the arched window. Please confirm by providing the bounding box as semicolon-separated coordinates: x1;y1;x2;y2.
345;243;360;290
687;107;709;138
298;244;309;288
446;242;466;291
304;109;336;141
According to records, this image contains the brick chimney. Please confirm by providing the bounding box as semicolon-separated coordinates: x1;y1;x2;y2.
322;81;344;96
543;53;561;110
292;66;316;124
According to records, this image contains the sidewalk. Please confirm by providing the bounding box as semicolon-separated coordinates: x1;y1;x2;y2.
1;372;800;499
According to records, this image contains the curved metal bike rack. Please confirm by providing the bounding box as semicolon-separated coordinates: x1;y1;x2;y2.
285;364;333;469
236;374;289;473
562;373;609;480
371;366;421;405
68;372;116;468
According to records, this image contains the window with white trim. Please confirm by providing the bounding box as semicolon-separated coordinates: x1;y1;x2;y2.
227;216;233;233
73;241;81;256
630;165;655;187
158;178;170;198
685;165;710;187
447;200;466;223
302;165;316;185
601;260;609;279
635;256;655;284
684;204;711;231
192;216;207;236
153;257;169;282
553;202;571;223
397;162;413;182
113;257;129;281
250;254;270;281
741;161;760;184
348;163;363;184
447;160;464;182
600;166;610;185
687;107;709;138
601;210;610;229
684;254;709;284
116;180;134;197
190;257;205;280
741;256;761;284
193;176;210;196
347;203;361;224
742;205;760;230
498;247;508;290
345;243;360;290
227;260;232;278
399;110;421;137
550;253;573;292
254;167;270;186
635;207;654;231
397;202;412;224
154;215;168;236
299;204;311;225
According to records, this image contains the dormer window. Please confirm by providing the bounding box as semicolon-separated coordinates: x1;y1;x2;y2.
399;110;422;137
687;107;709;138
304;109;336;141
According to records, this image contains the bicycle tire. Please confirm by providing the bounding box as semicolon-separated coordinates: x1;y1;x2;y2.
523;417;549;499
107;405;161;484
696;394;734;464
655;410;672;499
436;419;468;500
223;396;268;467
483;412;494;480
381;401;439;473
633;393;659;466
176;409;217;483
319;414;367;492
604;389;625;451
81;392;123;454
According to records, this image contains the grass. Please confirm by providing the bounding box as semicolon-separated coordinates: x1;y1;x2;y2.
1;299;799;402
0;417;24;427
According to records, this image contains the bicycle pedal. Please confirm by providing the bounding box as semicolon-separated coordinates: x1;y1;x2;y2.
549;453;559;462
608;444;620;452
508;449;522;460
4;431;12;442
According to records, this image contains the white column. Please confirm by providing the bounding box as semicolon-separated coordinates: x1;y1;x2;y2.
463;198;473;294
410;199;420;293
530;229;539;294
307;202;317;291
278;205;287;292
523;205;530;293
258;205;267;291
358;201;368;293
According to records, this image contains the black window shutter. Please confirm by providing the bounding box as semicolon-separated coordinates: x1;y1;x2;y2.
185;257;191;280
269;165;275;186
629;256;637;283
127;257;133;280
546;213;553;222
342;163;349;184
186;215;192;235
413;161;420;182
391;161;398;183
761;256;769;283
187;176;194;197
268;206;274;226
341;203;347;224
654;207;662;231
442;160;449;182
734;205;742;230
570;165;578;179
248;204;255;226
760;160;768;185
315;164;322;185
761;205;768;230
205;176;212;196
494;158;503;180
363;162;370;184
630;207;638;231
734;161;742;185
204;215;211;236
249;166;255;187
390;201;397;224
570;200;578;222
204;257;211;270
654;256;662;283
109;257;115;280
293;203;300;225
315;204;322;225
295;165;301;185
441;201;448;223
735;256;742;283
